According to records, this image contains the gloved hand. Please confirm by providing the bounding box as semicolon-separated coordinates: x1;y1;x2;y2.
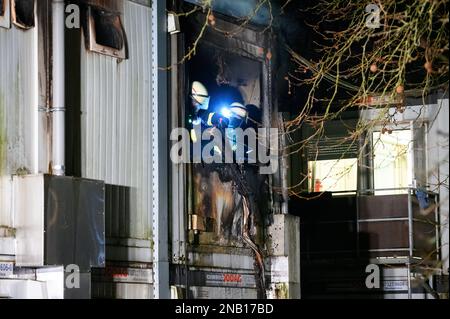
211;113;229;129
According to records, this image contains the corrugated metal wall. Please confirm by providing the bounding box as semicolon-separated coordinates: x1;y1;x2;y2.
0;24;38;227
80;1;153;241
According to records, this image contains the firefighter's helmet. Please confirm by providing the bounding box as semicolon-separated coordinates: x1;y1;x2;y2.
228;102;248;128
191;81;210;111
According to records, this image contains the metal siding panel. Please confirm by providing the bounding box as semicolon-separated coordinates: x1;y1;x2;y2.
80;1;152;242
0;25;38;228
13;175;45;266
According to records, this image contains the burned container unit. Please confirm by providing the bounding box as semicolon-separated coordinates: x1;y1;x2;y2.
168;0;301;299
1;0;301;299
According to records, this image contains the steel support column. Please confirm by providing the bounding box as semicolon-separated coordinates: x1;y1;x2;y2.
152;0;170;299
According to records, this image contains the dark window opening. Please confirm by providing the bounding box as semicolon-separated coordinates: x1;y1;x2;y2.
92;8;124;51
83;5;128;59
12;0;35;29
1;0;5;16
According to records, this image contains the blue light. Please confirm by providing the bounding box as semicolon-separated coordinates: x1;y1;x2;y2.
221;107;232;118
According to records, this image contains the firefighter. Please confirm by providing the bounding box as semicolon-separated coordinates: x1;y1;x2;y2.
189;81;232;162
222;102;249;130
189;81;255;161
190;81;229;133
220;102;253;160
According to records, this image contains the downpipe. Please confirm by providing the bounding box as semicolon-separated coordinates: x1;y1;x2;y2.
51;0;65;176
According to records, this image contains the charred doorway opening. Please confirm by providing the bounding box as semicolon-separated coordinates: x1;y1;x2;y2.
178;7;274;299
187;45;267;245
184;20;271;247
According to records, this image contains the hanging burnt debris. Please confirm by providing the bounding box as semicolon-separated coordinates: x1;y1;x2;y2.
12;0;36;29
80;0;128;59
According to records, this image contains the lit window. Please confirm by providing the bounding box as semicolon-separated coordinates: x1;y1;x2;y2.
373;130;412;195
305;132;359;193
12;0;35;30
308;158;358;193
0;0;11;29
84;6;128;59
